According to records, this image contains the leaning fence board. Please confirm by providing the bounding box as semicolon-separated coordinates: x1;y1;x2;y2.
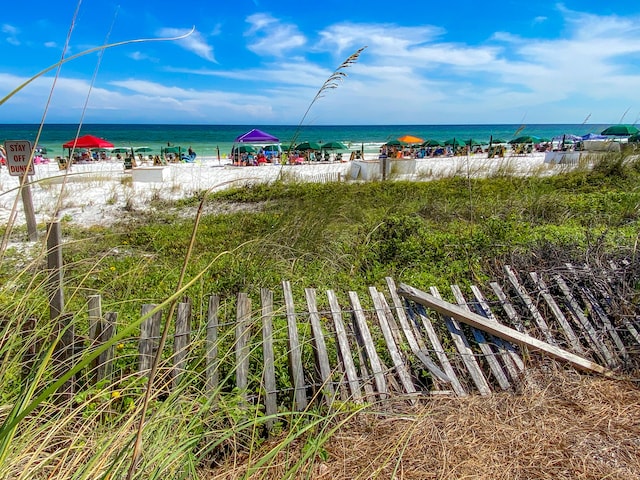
469;285;525;375
369;287;417;398
398;283;612;376
505;265;557;345
608;262;640;344
283;281;308;411
564;264;629;362
384;277;422;353
384;277;451;383
173;302;192;389
206;295;220;394
580;283;629;361
349;291;388;398
554;274;617;369
305;288;336;404
430;287;492;396
528;272;585;355
410;304;467;396
139;304;161;376
261;289;277;428
451;285;511;391
377;291;450;384
490;282;527;333
235;293;251;401
327;290;363;403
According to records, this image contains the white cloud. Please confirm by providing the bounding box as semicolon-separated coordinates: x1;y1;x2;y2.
156;27;216;62
44;41;57;48
2;8;640;125
128;51;158;62
245;13;306;57
2;24;20;46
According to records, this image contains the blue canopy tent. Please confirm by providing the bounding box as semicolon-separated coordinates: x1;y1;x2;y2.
581;133;608;141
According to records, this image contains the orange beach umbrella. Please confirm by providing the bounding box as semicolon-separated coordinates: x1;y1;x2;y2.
397;135;424;144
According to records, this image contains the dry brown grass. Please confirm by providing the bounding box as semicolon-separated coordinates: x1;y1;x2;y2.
202;369;640;479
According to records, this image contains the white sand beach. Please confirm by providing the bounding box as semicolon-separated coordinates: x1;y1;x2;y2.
0;152;559;229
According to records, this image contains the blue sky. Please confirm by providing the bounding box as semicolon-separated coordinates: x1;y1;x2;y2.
1;1;639;125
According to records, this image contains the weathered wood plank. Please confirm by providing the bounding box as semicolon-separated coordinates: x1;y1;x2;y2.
96;312;116;382
608;262;640;344
206;295;220;394
469;285;525;375
430;287;492;396
451;285;511;391
87;295;102;348
384;277;451;384
305;288;336;405
565;263;629;362
554;274;617;369
235;293;251;401
260;288;277;429
354;337;377;404
369;286;417;399
327;290;363;403
173;302;191;389
528;272;585;355
490;282;527;333
88;295;102;379
282;281;308;411
349;291;388;398
409;304;467;396
505;265;557;345
139;304;161;376
398;283;612;376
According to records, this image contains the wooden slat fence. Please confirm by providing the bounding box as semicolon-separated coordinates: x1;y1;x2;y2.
40;263;640;424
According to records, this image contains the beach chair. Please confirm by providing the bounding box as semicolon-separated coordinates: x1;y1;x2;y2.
56;156;69;170
153;155;167;166
124;156;137;170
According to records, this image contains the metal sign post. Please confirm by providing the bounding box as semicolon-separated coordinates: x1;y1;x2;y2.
4;140;38;241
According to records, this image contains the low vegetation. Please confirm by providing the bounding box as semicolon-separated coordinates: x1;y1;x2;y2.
1;153;639;478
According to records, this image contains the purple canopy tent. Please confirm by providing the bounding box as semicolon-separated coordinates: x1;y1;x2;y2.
231;129;281;165
235;128;279;143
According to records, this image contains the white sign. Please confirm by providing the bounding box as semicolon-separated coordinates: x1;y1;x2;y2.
4;140;34;176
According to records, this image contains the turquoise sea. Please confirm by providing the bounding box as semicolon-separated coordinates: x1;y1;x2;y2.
0;123;613;159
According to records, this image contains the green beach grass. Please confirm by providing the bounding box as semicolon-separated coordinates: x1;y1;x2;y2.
1;151;640;478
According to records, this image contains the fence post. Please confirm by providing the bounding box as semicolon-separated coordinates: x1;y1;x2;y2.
54;312;75;403
96;312;116;382
206;295;220;394
88;295;102;380
21;317;39;379
235;293;251;402
305;288;336;405
139;304;162;377
173;302;192;389
282;281;308;411
47;221;64;323
261;288;277;429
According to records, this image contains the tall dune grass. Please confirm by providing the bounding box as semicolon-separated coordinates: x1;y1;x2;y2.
2;5;640;477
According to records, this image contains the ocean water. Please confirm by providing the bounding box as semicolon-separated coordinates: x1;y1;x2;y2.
0;123;613;159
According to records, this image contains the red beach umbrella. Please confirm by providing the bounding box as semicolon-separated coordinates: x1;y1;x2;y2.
62;134;114;149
